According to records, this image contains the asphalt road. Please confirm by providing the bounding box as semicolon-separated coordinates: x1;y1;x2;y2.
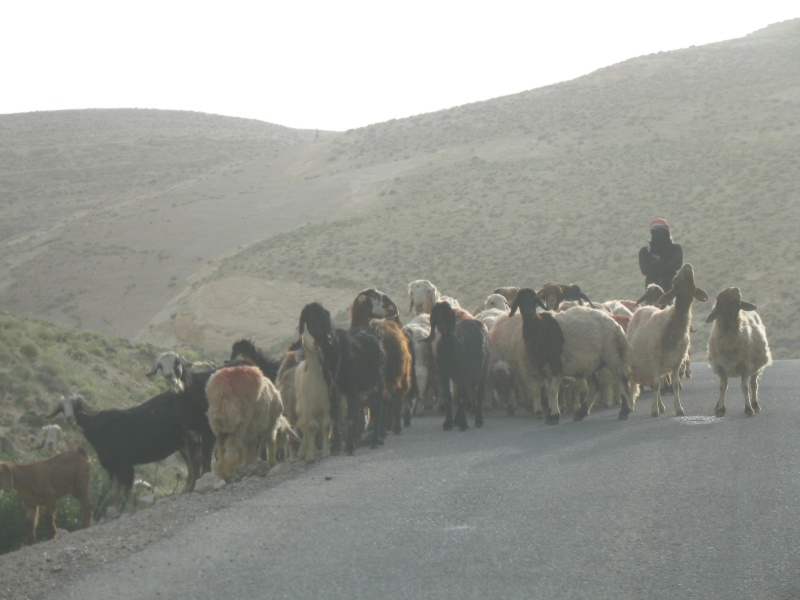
51;360;800;600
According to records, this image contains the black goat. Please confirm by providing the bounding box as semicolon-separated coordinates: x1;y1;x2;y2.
349;289;414;437
424;301;489;431
298;302;385;454
146;351;216;476
229;338;283;383
46;392;199;511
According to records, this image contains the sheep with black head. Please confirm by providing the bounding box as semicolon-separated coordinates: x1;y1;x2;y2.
511;288;634;424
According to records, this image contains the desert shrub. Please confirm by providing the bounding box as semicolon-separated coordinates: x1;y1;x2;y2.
19;343;41;360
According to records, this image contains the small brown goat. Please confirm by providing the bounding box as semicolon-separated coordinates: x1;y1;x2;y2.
0;449;93;544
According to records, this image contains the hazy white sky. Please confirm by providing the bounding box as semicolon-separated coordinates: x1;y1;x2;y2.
3;1;797;131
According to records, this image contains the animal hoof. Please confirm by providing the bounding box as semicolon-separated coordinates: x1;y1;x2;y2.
443;421;453;431
546;414;560;425
676;409;685;417
715;408;726;418
650;411;659;418
752;402;761;413
475;418;484;428
573;413;584;422
745;407;754;416
618;412;629;421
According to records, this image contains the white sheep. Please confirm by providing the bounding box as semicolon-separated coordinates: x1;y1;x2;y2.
28;424;64;452
205;365;284;482
407;280;461;316
627;264;708;417
403;313;440;416
489;311;542;417
705;287;772;417
473;293;510;315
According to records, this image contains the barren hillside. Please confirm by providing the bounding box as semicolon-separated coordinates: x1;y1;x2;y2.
1;19;798;358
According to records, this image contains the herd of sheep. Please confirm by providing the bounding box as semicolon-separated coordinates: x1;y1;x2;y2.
0;267;773;545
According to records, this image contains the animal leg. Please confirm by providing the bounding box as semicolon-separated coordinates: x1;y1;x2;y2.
650;375;664;417
441;374;454;431
750;374;761;414
671;365;685;416
741;375;754;416
545;378;562;425
24;503;39;545
42;502;58;540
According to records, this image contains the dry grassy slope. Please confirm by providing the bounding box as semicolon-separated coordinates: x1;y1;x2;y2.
0;109;321;337
1;20;798;360
180;19;799;357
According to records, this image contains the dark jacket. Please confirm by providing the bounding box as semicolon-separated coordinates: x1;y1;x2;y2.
639;241;683;291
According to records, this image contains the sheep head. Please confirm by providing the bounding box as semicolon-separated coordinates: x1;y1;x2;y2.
658;264;708;306
298;302;335;353
493;287;520;305
352;288;400;327
424;301;456;342
536;283;566;311
510;288;546;317
636;284;666;307
146;351;189;393
229;338;259;364
484;293;510;312
408;280;438;315
556;284;595;309
705;287;758;325
46;393;83;423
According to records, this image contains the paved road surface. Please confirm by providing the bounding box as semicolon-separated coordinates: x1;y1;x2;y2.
51;360;800;600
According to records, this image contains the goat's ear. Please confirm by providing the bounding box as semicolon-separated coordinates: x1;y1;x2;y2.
658;289;676;306
635;292;647;305
509;299;519;316
740;301;757;311
705;306;719;323
694;288;709;302
580;293;596;308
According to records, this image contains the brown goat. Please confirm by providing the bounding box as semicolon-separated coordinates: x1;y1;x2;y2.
0;449;93;544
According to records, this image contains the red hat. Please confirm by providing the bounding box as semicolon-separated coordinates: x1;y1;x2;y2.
650;218;670;231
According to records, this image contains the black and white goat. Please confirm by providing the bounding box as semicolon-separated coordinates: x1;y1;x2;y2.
146;351;216;476
47;392;199;511
423;301;489;431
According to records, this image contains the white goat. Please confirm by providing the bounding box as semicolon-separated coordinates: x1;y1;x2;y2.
705;287;772;417
627;264;708;417
294;325;333;463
